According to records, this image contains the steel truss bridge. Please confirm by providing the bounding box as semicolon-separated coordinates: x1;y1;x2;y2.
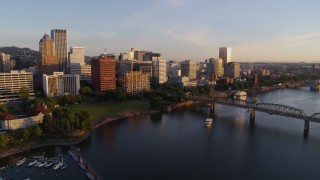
189;95;320;123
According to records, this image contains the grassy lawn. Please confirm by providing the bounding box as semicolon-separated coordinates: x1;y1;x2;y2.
66;100;150;122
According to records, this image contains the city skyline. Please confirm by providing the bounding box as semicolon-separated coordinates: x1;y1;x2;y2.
1;0;320;62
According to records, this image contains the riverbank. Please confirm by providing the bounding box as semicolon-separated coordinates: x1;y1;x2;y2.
0;109;157;159
0;99;204;160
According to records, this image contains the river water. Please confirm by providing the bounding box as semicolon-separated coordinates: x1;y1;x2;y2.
2;86;320;180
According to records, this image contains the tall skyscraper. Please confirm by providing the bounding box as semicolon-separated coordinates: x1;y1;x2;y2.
91;55;116;92
38;34;58;81
219;47;232;65
181;60;197;80
51;29;68;72
224;62;240;79
68;47;85;65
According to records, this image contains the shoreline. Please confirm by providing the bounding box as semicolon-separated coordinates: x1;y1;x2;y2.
0;109;159;160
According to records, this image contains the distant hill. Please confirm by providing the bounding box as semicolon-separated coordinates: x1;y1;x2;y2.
0;46;39;57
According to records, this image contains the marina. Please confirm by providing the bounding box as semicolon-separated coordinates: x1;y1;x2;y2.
0;146;96;179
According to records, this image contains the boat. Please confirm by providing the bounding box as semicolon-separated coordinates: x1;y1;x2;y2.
38;161;47;167
69;150;79;161
233;91;247;100
60;163;68;170
79;162;86;170
16;158;27;166
0;166;6;171
45;161;54;168
27;160;37;166
205;118;213;127
86;171;95;180
53;162;63;170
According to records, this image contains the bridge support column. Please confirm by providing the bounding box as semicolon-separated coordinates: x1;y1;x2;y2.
304;120;310;134
209;102;215;116
250;109;255;127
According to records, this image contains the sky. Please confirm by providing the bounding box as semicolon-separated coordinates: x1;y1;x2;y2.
0;0;320;62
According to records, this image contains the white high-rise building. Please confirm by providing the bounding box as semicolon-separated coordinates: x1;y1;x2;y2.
43;72;80;97
219;47;232;65
0;70;35;104
152;59;167;84
68;47;85;65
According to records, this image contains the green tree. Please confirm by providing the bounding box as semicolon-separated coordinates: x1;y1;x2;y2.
33;125;43;138
150;96;163;111
0;104;8;113
0;133;9;150
42;114;55;133
115;90;126;102
18;86;30;100
21;127;31;139
79;86;93;96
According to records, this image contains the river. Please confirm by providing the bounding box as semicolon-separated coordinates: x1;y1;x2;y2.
2;86;320;179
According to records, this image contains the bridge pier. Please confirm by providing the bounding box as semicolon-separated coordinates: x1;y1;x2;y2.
209;102;215;116
304;120;310;134
249;109;255;127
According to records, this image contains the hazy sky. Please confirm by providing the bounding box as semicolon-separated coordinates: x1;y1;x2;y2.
1;0;320;62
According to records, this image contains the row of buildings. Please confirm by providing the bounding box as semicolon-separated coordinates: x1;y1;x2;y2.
0;29;242;105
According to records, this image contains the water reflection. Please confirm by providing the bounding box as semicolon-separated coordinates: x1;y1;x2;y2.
151;113;162;125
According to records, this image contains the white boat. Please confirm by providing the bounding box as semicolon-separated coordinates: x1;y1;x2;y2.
27;160;37;166
86;171;95;180
234;91;247;96
234;91;247;100
53;162;63;170
60;163;68;170
16;158;27;166
38;161;47;167
79;162;86;170
45;161;54;168
205;118;213;127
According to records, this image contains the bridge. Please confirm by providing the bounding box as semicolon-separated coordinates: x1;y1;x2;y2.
189;95;320;133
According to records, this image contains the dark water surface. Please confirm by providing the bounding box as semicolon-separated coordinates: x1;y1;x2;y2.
2;87;320;179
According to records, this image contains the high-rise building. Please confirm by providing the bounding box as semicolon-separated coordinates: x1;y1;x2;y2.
0;70;35;104
134;50;150;61
120;71;150;93
219;47;232;65
181;60;197;80
43;72;80;97
68;47;85;65
166;60;180;77
70;63;91;82
0;53;13;73
91;55;116;92
51;29;68;72
207;58;224;78
224;62;240;79
38;34;59;81
152;59;167;84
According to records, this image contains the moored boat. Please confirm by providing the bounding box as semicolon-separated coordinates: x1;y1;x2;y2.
27;160;37;167
45;161;54;168
53;162;63;170
60;163;68;170
205;118;213;127
86;171;95;180
38;161;47;167
79;162;86;170
16;158;27;166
